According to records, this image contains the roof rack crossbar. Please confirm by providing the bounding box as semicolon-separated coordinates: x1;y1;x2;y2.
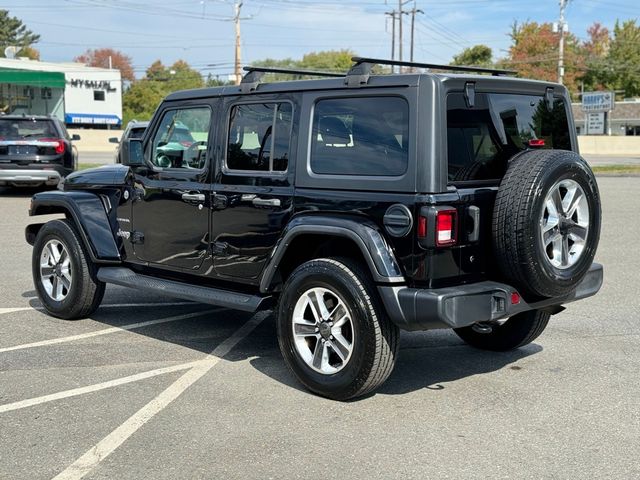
242;66;344;79
350;56;517;77
240;66;345;93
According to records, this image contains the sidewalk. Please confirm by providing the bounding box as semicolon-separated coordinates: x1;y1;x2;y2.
582;154;640;166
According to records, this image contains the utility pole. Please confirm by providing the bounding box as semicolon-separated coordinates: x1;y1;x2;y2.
409;2;423;64
398;0;404;64
234;1;243;85
385;10;397;71
557;0;569;85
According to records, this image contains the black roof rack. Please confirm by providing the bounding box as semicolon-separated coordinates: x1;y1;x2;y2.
348;56;516;83
240;66;345;93
238;57;517;92
243;66;344;78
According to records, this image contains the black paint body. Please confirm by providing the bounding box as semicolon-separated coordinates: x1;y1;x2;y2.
26;72;585;329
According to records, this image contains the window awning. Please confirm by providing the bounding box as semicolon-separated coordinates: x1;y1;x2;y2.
0;68;65;88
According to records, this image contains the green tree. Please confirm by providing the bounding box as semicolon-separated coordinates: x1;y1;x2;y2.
298;49;354;71
122;81;165;125
205;73;233;87
122;60;205;124
451;45;492;66
581;23;611;92
252;49;356;82
0;10;40;57
607;20;640;97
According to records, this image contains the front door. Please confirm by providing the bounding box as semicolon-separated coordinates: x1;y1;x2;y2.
211;98;295;282
132;103;215;271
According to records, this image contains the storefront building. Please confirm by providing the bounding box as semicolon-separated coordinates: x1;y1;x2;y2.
0;57;122;128
572;100;640;136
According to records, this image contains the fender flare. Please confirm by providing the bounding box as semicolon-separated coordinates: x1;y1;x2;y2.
27;190;121;263
259;215;405;293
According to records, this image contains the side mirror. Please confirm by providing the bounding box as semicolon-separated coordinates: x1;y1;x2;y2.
72;134;81;141
108;137;120;144
121;138;145;166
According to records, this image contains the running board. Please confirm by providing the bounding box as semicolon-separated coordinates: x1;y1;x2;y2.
97;267;270;312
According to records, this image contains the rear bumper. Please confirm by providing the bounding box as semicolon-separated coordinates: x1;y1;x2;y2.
0;169;62;186
379;263;603;331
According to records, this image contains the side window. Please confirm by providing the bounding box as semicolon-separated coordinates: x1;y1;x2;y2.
226;102;293;173
150;107;211;170
310;96;409;177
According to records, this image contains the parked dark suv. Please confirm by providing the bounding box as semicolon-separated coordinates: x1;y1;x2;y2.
25;58;603;400
109;120;149;164
0;115;79;188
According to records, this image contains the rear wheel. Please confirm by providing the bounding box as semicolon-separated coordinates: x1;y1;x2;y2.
277;258;399;400
32;219;105;319
454;310;550;351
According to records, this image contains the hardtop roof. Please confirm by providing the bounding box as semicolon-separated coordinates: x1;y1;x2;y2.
165;72;564;102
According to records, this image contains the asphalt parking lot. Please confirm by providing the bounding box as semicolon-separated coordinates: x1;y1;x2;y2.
0;176;638;479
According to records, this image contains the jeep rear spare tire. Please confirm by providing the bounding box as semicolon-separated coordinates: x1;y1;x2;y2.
493;150;601;298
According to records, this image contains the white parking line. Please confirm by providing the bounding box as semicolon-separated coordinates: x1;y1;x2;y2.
0;362;198;414
0;302;197;316
53;312;267;480
0;309;220;354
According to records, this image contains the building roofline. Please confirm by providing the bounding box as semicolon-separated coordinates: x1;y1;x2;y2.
0;57;121;76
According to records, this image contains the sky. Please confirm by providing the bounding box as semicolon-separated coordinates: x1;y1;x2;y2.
5;0;639;79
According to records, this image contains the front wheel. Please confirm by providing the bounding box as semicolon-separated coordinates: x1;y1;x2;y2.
32;219;105;319
277;258;399;400
454;310;550;352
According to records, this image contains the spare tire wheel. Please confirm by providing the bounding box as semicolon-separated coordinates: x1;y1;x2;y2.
492;149;601;298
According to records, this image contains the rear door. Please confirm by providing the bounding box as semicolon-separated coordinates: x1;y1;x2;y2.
446;91;574;279
210;96;296;282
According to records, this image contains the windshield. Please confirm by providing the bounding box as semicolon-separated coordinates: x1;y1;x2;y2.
0;119;57;140
447;92;572;182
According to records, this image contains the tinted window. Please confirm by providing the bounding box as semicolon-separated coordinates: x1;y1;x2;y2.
129;127;146;139
226;102;292;173
0;118;57;139
447;93;571;182
310;97;409;176
150;107;210;169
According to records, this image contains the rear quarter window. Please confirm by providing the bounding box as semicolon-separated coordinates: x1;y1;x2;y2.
310;96;409;177
447;92;571;183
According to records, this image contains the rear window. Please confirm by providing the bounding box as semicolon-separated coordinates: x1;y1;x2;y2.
129;127;146;139
447;93;571;182
310;96;409;176
0;118;57;140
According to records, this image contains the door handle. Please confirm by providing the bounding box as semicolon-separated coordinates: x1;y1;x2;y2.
181;192;205;202
252;197;281;208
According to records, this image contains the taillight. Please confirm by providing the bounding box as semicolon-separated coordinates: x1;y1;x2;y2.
416;206;458;248
528;139;545;148
435;209;457;246
39;138;65;154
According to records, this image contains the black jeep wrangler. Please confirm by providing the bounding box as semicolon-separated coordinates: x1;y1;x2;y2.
26;58;603;400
